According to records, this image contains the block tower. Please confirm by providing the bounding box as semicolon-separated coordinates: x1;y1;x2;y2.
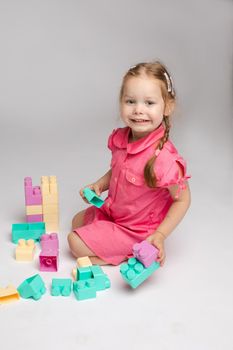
41;176;59;232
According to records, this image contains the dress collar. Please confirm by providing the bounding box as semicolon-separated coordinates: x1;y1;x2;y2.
113;124;165;154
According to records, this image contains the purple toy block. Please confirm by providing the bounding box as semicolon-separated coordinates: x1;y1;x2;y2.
26;214;43;223
133;240;159;268
24;177;42;206
39;250;58;271
40;233;59;250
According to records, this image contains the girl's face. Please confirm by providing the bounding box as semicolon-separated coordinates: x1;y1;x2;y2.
120;75;168;141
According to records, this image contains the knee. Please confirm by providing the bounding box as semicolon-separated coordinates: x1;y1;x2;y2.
67;231;77;252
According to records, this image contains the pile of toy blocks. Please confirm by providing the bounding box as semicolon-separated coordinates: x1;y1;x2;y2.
120;240;160;288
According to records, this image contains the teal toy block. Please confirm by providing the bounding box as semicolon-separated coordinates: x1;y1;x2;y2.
76;266;93;281
73;279;96;300
120;257;160;289
90;266;111;291
51;278;72;296
17;274;46;300
12;222;45;243
83;188;104;208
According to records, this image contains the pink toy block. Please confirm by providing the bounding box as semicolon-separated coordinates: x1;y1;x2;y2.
40;233;59;250
39;233;59;271
39;250;58;271
133;240;159;268
24;177;42;206
26;214;43;223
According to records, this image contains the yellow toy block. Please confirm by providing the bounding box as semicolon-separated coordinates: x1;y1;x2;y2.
0;285;20;304
45;221;59;233
72;257;93;279
77;256;93;268
15;239;36;261
26;205;43;215
41;176;58;204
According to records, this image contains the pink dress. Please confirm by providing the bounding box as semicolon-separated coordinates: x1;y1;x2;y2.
74;124;191;265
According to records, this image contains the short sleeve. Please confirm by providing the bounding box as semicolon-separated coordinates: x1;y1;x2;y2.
156;148;191;198
107;129;117;151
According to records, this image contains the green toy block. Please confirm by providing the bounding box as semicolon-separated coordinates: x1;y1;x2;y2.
17;274;46;300
73;279;96;300
12;222;45;243
83;188;104;208
76;266;93;281
120;257;160;289
90;266;111;291
51;278;72;296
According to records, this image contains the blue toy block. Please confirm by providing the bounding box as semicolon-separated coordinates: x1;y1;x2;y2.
17;274;46;300
76;266;93;281
90;266;111;291
12;222;45;243
83;188;104;208
120;257;160;289
73;279;96;300
51;278;72;296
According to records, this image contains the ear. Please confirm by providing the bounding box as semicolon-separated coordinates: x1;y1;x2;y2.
164;100;175;116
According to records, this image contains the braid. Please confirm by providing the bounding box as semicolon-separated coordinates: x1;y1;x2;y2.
144;116;171;188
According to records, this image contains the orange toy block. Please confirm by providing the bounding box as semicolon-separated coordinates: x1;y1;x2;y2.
44;221;59;232
0;285;20;304
26;205;43;215
15;239;36;261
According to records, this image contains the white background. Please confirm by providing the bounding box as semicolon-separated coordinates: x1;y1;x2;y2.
0;1;232;349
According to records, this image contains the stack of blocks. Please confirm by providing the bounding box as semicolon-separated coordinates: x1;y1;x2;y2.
39;233;59;272
24;176;59;232
120;240;160;288
73;257;111;300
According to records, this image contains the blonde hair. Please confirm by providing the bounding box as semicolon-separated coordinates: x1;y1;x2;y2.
119;61;176;188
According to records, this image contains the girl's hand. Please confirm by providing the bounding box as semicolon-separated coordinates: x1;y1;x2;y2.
79;181;103;204
146;232;166;267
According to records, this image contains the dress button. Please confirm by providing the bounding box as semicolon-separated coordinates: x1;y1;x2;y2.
131;177;136;183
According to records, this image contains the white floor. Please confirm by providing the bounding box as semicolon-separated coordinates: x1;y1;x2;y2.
0;140;232;350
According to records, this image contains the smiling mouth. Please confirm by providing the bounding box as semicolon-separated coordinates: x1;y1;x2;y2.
130;119;150;123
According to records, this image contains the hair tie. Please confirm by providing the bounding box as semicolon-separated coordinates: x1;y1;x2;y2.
164;72;174;96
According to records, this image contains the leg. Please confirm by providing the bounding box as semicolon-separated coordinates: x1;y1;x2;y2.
67;232;109;266
72;209;86;230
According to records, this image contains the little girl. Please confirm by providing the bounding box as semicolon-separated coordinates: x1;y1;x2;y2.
68;61;191;266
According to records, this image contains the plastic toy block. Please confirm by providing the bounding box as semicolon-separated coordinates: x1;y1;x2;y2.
39;250;58;271
51;279;72;296
12;222;45;243
73;279;96;300
26;214;43;223
41;176;58;204
83;188;104;208
133;240;159;268
76;266;93;281
120;257;160;289
90;266;111;291
44;222;59;233
0;285;20;304
26;205;43;215
17;274;46;300
24;177;42;205
40;233;59;251
77;256;93;268
15;239;35;261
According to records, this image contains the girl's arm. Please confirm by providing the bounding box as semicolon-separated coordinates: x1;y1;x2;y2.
147;181;191;266
80;169;112;201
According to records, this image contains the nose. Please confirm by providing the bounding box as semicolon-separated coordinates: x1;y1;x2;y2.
133;103;144;114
